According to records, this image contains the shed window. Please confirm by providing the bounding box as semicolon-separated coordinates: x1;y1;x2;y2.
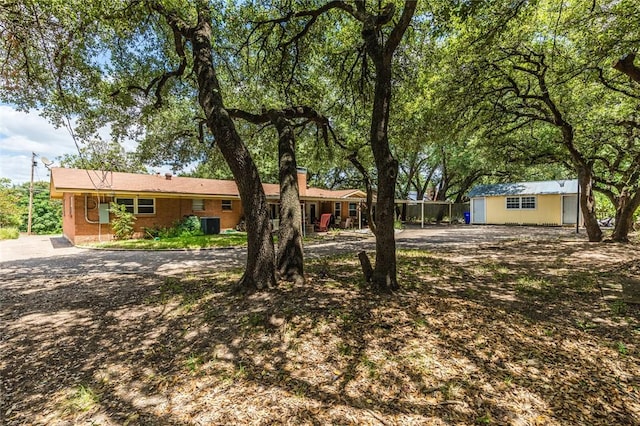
222;200;233;211
506;197;520;209
506;196;536;210
521;196;536;209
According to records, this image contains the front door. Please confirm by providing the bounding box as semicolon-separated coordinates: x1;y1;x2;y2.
309;203;317;224
562;195;578;224
472;197;485;224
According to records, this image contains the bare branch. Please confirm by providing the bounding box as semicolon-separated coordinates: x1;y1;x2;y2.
596;67;640;100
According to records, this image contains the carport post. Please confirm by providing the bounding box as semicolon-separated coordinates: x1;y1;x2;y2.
576;180;580;234
421;201;424;228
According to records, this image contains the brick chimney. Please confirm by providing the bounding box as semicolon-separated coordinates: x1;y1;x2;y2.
165;173;172;180
297;167;307;196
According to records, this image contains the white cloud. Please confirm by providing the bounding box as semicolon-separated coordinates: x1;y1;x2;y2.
0;106;79;184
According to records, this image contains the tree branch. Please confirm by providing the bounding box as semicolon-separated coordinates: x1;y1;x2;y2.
385;1;417;56
613;53;640;84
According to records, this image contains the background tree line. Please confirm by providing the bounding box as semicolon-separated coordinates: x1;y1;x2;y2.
0;179;61;234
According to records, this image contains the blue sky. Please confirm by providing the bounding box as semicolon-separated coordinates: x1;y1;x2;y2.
0;105;188;185
0;105;81;184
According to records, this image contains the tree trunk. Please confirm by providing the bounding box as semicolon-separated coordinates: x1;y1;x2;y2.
357;1;416;292
190;9;276;292
578;167;603;242
369;61;399;293
434;184;448;223
611;189;640;242
358;251;373;283
271;113;305;283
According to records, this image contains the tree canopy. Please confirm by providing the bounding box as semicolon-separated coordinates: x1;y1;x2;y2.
1;0;639;290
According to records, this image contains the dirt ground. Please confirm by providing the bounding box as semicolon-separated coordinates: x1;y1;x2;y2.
1;227;639;425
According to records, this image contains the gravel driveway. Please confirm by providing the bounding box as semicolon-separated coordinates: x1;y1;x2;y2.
0;226;586;280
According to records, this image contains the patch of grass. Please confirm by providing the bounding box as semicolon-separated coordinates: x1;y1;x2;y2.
564;272;598;293
85;233;248;250
610;300;628;316
241;312;268;330
185;353;204;373
616;342;628;355
0;227;19;240
441;381;463;400
480;261;510;278
515;276;556;297
476;413;493;424
360;355;378;378
413;317;429;328
64;384;99;414
337;342;353;357
576;319;597;332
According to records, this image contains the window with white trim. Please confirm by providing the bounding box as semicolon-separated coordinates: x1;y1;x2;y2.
521;196;536;209
506;196;536;210
192;199;205;211
221;200;233;211
115;197;155;214
334;202;342;217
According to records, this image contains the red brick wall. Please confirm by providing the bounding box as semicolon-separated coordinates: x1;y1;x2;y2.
67;195;244;244
71;194;112;244
183;198;243;229
62;193;76;243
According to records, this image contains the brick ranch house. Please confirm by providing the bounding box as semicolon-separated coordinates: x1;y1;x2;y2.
50;167;367;244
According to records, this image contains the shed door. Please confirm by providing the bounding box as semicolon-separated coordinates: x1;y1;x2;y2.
472;197;485;224
562;195;578;224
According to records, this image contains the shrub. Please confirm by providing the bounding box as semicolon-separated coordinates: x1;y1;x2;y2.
175;215;202;237
144;216;202;239
109;202;136;240
0;227;19;240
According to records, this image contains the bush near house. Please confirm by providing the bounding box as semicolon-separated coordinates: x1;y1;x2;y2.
109;202;136;240
144;215;203;239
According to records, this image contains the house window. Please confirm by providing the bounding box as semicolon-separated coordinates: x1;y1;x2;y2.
192;199;205;211
334;202;342;217
116;197;135;213
115;197;155;215
521;196;536;209
348;202;358;217
137;198;155;214
222;200;233;211
506;196;536;210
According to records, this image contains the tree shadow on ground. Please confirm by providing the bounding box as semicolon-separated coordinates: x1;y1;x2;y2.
1;239;639;425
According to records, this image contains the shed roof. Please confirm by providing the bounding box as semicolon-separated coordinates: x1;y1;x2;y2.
50;168;366;201
468;179;578;198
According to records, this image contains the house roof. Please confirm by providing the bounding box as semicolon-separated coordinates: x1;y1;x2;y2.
49;168;366;201
468;179;578;198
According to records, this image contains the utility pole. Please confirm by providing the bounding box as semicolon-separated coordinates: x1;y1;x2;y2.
27;152;36;236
